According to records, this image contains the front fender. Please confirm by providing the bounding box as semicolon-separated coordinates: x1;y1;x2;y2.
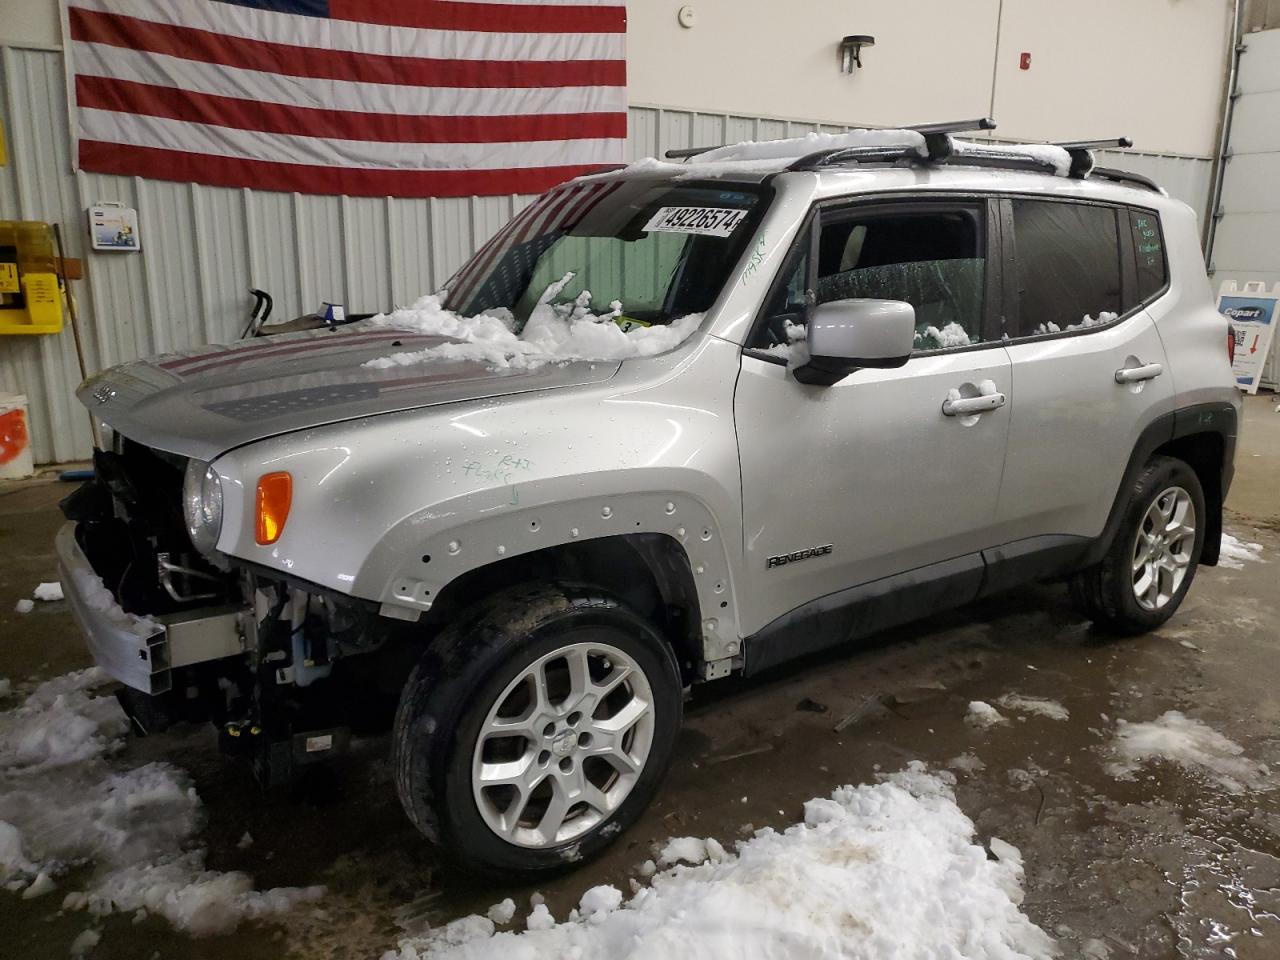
212;336;746;659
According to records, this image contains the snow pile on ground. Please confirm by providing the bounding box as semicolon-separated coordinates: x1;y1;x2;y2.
0;669;323;936
1219;534;1264;570
33;581;64;602
382;764;1054;960
363;274;703;372
996;695;1070;722
1107;710;1270;794
966;701;1009;729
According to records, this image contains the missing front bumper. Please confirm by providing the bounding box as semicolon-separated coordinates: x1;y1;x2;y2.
55;522;248;694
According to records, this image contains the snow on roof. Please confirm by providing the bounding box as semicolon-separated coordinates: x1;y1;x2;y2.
695;128;927;163
612;129;1076;181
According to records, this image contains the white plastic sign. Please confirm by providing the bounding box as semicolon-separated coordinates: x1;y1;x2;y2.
87;202;141;252
1218;280;1278;394
644;206;747;237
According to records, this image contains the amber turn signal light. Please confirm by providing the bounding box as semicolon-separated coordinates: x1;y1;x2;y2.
255;472;292;545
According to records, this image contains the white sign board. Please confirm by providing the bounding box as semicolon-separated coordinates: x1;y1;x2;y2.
1218;280;1278;395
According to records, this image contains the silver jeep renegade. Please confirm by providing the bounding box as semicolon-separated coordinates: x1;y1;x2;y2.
59;123;1240;876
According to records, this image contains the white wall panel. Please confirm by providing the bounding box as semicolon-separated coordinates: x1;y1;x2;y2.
0;46;1220;463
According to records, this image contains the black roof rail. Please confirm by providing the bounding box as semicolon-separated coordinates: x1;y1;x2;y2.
664;145;719;159
1089;166;1163;193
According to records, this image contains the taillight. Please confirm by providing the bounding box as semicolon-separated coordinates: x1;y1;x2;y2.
1227;324;1236;365
255;472;292;545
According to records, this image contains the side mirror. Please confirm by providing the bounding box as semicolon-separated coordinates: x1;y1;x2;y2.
791;298;916;386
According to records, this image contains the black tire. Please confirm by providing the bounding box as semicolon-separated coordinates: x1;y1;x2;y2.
392;582;683;877
1069;456;1206;635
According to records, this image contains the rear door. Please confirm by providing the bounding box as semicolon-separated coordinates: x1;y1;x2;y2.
992;197;1175;545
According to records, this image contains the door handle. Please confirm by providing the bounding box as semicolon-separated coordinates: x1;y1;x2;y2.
1115;362;1163;384
942;392;1006;416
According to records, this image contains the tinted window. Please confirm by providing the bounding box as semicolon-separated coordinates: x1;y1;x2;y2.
1011;200;1121;337
753;207;986;353
1130;209;1167;302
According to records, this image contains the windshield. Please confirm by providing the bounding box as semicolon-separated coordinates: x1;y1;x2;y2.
442;179;767;327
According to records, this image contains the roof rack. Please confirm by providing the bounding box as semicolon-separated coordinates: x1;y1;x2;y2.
662;116;996;161
660;120;1156;192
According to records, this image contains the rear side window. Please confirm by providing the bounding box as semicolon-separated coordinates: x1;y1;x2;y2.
1129;209;1167;302
1009;200;1122;337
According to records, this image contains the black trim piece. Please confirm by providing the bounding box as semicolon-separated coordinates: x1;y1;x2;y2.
1091;167;1161;193
741;554;984;677
978;535;1091;598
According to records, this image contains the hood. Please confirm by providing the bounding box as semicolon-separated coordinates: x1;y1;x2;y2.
79;326;621;462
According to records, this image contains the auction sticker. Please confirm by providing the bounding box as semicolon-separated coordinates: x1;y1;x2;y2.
644;206;747;237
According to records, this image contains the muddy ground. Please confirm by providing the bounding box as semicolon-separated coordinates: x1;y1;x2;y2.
2;394;1278;959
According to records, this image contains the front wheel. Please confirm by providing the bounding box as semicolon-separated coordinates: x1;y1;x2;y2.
1069;455;1206;635
393;583;682;876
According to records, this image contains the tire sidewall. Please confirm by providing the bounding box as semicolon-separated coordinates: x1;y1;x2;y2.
1105;457;1206;629
404;593;682;875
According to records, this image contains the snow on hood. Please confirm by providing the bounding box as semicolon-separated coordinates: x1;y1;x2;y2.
381;763;1055;960
364;273;704;371
0;669;322;936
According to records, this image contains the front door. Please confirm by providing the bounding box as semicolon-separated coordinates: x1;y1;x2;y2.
734;197;1013;638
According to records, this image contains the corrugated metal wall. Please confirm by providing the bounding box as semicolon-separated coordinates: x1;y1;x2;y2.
0;43;1218;463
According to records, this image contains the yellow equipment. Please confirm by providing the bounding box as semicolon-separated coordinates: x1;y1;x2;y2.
0;221;64;335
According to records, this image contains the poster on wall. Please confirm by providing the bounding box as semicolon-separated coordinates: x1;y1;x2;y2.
1218;280;1278;394
87;203;141;252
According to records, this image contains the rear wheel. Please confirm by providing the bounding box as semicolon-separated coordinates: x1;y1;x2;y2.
1069;456;1205;634
393;582;682;876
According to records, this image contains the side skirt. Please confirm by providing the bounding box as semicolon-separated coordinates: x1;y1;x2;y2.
740;535;1090;678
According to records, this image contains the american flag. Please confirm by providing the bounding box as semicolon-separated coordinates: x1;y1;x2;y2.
66;0;627;197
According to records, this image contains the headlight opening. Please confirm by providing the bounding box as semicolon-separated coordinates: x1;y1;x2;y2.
183;459;224;554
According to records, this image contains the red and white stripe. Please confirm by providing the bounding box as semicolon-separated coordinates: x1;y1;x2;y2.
67;0;627;197
447;178;621;307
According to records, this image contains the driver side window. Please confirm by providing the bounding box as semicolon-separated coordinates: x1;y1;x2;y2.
755;203;989;354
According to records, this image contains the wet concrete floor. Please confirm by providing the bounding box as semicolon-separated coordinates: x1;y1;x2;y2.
2;394;1278;959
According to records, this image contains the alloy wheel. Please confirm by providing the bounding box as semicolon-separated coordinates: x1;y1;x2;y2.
471;640;655;848
1131;485;1196;612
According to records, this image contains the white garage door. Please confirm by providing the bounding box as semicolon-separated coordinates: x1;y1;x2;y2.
1211;27;1280;388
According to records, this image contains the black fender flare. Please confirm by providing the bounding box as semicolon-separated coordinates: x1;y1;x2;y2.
1081;401;1237;569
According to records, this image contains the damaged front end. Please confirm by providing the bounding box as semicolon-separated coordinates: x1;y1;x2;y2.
56;438;381;786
